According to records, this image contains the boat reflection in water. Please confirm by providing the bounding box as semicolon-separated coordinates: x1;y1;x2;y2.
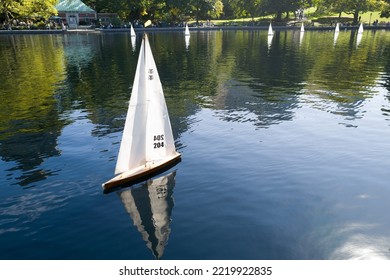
117;171;177;259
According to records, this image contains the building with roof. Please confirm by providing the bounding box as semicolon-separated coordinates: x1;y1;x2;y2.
55;0;96;29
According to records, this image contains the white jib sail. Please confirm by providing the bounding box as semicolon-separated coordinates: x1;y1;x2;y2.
335;22;340;33
185;24;190;36
268;23;273;36
358;23;363;34
130;23;136;37
115;34;177;175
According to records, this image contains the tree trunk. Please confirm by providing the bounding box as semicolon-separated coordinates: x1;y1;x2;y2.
6;10;12;26
276;11;282;22
1;3;11;25
196;7;199;25
352;10;360;25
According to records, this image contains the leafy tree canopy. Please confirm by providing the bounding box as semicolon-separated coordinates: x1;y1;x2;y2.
1;0;389;25
1;0;57;23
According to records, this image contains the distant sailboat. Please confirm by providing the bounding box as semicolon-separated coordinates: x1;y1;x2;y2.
185;23;190;36
130;23;136;37
102;34;181;191
268;23;274;36
300;22;305;32
335;22;340;33
118;171;176;259
358;23;363;34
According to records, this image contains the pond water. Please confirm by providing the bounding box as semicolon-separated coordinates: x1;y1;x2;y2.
1;29;390;260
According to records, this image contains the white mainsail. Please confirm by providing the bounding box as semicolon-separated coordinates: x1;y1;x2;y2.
300;22;304;32
268;23;273;36
358;23;363;34
130;23;136;37
335;22;340;33
185;24;190;36
103;33;180;190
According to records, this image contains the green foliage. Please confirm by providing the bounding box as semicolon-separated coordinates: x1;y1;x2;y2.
312;0;386;24
1;0;389;25
261;0;303;21
228;0;263;19
0;0;57;23
380;0;390;17
312;16;353;25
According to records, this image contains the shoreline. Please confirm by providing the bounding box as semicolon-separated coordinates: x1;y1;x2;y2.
1;25;389;35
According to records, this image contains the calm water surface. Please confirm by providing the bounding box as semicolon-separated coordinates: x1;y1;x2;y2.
1;30;390;260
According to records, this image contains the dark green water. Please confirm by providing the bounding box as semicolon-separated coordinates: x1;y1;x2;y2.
1;29;390;259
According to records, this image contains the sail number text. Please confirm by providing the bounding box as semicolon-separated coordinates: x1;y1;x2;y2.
148;69;154;80
153;134;164;149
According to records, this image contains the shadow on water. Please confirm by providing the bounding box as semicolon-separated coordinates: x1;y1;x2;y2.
116;171;176;259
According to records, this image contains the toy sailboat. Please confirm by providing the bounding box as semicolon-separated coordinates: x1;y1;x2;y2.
130;23;136;37
185;23;190;36
268;23;274;36
102;34;181;191
335;22;340;33
358;23;364;34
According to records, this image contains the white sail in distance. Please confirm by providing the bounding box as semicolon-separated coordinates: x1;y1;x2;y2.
358;23;363;34
130;23;136;37
335;22;340;33
268;23;273;36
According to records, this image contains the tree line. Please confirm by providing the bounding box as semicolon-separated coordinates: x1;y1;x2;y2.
1;0;390;26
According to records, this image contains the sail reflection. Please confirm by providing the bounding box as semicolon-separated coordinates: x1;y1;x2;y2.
267;33;273;49
185;35;190;50
333;31;339;46
356;33;363;48
117;171;177;259
299;30;304;46
131;36;136;52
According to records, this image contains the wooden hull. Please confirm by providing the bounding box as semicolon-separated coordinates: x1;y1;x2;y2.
102;153;181;192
